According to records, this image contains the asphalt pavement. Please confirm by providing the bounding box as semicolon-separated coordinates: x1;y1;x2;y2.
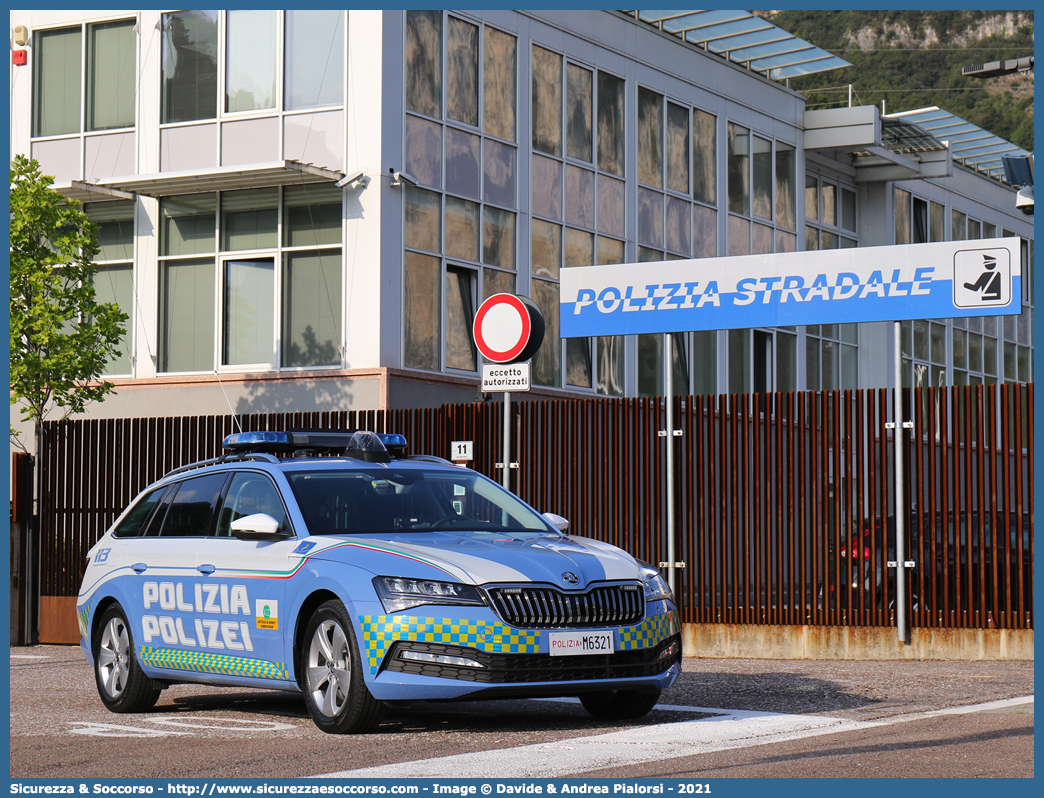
9;646;1034;779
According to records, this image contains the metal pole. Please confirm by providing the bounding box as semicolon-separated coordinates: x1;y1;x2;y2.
664;333;676;593
502;391;511;490
893;320;908;644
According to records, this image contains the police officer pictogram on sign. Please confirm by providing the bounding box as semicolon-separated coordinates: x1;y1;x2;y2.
953;247;1011;308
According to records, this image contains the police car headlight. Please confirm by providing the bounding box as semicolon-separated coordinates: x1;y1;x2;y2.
637;560;673;603
373;576;484;613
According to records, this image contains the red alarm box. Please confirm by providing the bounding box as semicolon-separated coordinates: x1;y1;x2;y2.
12;50;27;66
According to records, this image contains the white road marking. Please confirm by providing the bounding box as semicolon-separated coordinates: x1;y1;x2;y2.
68;722;191;738
149;716;297;732
313;695;1034;778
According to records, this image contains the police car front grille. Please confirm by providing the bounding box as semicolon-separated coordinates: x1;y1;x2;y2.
486;584;644;628
382;636;681;684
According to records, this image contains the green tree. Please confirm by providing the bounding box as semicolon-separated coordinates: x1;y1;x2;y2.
10;154;128;444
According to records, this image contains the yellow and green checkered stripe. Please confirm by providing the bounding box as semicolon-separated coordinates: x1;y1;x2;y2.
360;616;539;675
77;604;91;639
140;647;288;680
618;612;680;650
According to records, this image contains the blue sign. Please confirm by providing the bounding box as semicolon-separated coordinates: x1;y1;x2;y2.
560;238;1022;337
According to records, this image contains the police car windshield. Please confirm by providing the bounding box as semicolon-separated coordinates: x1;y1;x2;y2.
286;468;557;536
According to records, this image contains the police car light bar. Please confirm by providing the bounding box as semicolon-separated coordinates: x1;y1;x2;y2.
222;430;409;458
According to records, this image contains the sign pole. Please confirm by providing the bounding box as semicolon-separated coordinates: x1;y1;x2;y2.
893;320;909;644
502;390;511;490
664;334;676;593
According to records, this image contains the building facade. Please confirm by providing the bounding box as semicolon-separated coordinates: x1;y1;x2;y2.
9;9;1034;436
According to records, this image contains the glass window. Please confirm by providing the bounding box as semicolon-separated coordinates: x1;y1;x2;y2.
531;280;560;387
113;487;169;538
692;108;716;205
483;138;516;207
448;17;479;127
285;10;344;110
218;473;288;536
532;155;562;219
160;258;215;372
224;258;274;366
637;88;663;188
483;268;514;300
752;136;772;220
597;71;625;177
566;64;593;162
88;200;135;261
930;201;945;242
691;330;716;395
406;10;442;118
693;204;716;259
484;27;516;142
222;188;278;251
284;183;342;248
162;11;218;124
666;196;690;256
805;175;819;222
666;102;689;195
564;166;594;229
405;186;442;253
951;209;967;241
87;20;135;131
638;188;664;249
728;329;750;394
564;227;593;269
597;175;625;238
727;124;749;216
161;194;216;256
445;267;477;371
33;27;81;137
894;187;910;244
821;183;837;227
912;197;928;244
283;250;341;367
840;186;856;232
445;197;480;262
775;143;796;230
531;220;561;281
94;264;133;375
482;208;515;270
403;251;440;370
404;115;443;189
159;474;229;537
226;10;276;112
566;338;592;388
532;46;562;156
446;127;480;199
596;336;625;396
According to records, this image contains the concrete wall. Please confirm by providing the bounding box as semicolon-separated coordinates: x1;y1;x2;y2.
682;623;1034;661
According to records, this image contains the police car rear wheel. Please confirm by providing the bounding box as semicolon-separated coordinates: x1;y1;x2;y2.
303;600;380;734
94;604;162;713
579;688;660;720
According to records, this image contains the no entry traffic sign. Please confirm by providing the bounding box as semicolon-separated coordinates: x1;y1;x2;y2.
472;293;545;364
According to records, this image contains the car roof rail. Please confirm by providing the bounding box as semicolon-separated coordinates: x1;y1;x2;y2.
164;452;281;478
408;454;456;466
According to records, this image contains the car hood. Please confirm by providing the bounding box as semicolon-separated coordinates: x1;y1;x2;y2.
298;530;642;589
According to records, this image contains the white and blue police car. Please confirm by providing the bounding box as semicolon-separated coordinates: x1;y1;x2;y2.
77;430;681;733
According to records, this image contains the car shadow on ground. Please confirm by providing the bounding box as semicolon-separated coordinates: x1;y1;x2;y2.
165;689;716;734
663;670;881;715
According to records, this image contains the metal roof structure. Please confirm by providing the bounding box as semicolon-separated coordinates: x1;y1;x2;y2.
621;10;851;81
55;160;345;203
885;107;1032;182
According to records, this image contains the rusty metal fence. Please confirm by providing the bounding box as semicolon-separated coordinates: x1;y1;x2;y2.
35;385;1033;631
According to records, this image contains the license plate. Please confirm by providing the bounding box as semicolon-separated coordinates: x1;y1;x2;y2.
548;631;614;656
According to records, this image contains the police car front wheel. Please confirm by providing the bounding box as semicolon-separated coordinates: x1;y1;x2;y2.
93;604;162;713
302;600;381;734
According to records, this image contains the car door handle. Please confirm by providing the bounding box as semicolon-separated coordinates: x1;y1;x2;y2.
197;564;216;575
131;563;147;573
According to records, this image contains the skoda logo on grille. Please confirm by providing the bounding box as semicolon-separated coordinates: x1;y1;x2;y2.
562;571;579;585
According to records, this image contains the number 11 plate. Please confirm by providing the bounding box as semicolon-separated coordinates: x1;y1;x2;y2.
548;631;614;656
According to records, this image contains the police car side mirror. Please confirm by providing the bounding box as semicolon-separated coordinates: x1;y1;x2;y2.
543;512;569;533
230;513;290;541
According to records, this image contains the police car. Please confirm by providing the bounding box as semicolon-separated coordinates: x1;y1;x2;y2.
77;431;681;733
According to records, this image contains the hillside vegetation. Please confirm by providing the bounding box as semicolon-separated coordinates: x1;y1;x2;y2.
758;10;1034;151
